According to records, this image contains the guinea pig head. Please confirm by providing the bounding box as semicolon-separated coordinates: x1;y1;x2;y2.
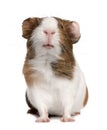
22;17;80;59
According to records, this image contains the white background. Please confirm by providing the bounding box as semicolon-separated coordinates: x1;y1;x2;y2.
0;0;107;129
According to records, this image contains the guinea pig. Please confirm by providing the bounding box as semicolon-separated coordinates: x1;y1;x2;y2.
22;17;88;122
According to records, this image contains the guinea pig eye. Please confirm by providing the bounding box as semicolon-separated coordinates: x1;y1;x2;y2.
36;18;41;25
59;23;64;29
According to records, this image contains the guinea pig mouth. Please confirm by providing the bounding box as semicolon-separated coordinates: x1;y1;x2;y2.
43;44;54;49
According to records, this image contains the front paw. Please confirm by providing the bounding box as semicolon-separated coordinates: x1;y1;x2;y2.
36;117;50;122
61;117;75;122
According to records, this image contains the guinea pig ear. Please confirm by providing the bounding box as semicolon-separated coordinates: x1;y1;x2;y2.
67;21;81;44
22;17;41;39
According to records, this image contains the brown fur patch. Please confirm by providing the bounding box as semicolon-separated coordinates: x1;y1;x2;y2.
22;17;41;39
23;36;39;86
83;87;88;106
51;47;75;79
23;62;37;87
26;40;35;59
55;17;80;44
51;18;75;79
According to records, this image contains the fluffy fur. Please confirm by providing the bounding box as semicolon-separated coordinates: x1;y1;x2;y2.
22;17;88;122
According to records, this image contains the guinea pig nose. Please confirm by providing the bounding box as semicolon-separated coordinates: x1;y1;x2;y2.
43;30;55;35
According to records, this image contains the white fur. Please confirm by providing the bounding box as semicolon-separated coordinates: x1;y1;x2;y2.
27;61;86;116
30;17;61;59
26;17;86;118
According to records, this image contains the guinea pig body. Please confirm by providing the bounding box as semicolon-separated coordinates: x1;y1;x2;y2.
22;17;88;122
